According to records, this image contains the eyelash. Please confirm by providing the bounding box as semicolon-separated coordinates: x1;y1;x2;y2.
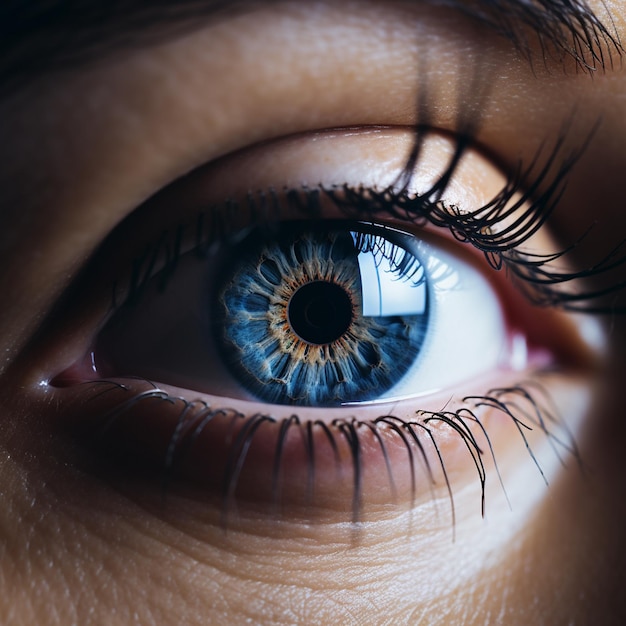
116;124;625;315
29;9;626;528
48;118;606;525
77;376;579;530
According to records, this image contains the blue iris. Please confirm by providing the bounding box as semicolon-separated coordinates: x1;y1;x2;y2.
214;224;430;406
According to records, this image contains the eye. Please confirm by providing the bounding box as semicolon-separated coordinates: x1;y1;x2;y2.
47;127;592;519
94;219;510;407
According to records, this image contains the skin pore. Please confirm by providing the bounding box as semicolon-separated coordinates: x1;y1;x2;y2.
0;1;626;624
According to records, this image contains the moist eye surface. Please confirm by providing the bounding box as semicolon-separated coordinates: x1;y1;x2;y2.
92;214;511;406
214;223;430;406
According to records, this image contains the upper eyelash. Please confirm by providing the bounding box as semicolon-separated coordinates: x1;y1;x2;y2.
322;129;605;311
116;124;626;315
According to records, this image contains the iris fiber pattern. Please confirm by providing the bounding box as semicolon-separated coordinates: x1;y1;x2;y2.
215;225;430;406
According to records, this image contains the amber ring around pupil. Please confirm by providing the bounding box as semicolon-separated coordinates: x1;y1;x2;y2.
287;281;353;345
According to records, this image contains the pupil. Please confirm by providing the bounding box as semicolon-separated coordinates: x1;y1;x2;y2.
288;281;353;344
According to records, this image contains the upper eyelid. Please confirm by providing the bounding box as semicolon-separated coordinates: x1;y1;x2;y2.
0;0;621;97
94;113;626;318
81;127;575;305
1;1;620;380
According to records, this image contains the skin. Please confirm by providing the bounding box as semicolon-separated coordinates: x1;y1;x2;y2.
0;1;625;624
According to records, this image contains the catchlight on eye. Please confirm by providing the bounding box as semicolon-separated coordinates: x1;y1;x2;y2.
92;220;509;407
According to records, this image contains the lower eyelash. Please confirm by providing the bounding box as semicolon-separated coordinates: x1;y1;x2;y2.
65;374;581;530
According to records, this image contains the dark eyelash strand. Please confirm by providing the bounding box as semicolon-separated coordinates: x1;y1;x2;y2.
325;127;626;313
117;124;626;314
83;378;579;531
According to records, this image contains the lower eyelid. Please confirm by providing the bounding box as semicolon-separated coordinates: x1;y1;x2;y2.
24;232;602;527
33;216;601;520
46;366;593;524
43;232;600;522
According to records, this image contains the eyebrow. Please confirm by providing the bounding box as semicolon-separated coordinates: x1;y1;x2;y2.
0;0;621;95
